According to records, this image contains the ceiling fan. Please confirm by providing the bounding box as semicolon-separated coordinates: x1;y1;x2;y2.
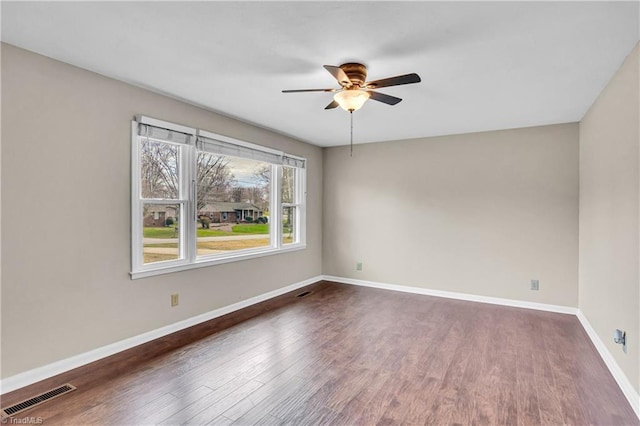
282;62;421;112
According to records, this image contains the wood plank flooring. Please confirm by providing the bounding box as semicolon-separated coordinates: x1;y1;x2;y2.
2;281;638;425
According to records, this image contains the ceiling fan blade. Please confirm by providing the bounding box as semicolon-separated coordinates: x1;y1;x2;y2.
324;100;339;110
324;65;352;87
282;88;337;93
364;73;421;89
368;91;402;105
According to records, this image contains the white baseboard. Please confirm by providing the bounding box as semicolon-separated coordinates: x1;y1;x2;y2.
576;311;640;418
322;275;578;314
4;274;638;420
0;275;321;395
323;274;639;420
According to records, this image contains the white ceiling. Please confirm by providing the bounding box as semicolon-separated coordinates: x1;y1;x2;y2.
2;1;638;147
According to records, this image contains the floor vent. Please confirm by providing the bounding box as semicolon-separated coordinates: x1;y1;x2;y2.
1;384;76;418
297;291;312;298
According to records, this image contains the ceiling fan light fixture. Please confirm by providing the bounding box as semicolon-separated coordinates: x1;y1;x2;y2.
333;89;370;112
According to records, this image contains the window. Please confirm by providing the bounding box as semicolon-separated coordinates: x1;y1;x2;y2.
282;166;302;245
131;116;306;279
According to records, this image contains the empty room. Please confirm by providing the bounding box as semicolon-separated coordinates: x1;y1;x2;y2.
1;1;639;425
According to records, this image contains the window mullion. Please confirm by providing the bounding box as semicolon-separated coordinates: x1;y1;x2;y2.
297;167;306;245
131;122;143;271
183;144;197;263
272;164;282;249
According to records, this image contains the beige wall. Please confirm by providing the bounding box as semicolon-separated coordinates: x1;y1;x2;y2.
323;124;579;306
579;43;639;393
0;44;323;378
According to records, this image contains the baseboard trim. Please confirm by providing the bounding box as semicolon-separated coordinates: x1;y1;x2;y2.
322;275;578;315
4;274;638;419
576;310;640;418
0;275;322;395
323;274;639;419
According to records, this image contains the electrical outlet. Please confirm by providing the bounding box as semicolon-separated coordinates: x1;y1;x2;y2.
614;329;626;344
530;279;539;291
356;262;363;271
614;329;627;352
171;293;179;307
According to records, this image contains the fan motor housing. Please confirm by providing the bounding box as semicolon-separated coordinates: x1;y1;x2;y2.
340;63;368;87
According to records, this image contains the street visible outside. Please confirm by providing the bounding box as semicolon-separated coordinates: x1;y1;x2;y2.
143;223;292;263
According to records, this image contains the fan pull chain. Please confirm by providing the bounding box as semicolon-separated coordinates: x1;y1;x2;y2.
350;110;354;157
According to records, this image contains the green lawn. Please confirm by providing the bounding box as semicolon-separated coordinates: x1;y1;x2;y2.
144;223;269;238
231;224;269;234
143;227;177;238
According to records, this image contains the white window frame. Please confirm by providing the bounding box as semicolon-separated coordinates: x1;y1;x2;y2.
131;116;306;279
280;165;305;246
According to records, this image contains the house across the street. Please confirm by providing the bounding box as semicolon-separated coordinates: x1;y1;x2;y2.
143;205;178;227
199;202;264;223
144;202;264;227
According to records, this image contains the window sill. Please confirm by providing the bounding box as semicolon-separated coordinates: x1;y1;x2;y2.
130;243;306;280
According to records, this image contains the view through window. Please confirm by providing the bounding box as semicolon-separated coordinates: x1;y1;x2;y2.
195;154;271;257
132;118;306;278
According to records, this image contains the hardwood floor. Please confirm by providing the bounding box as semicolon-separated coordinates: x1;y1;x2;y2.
2;281;638;425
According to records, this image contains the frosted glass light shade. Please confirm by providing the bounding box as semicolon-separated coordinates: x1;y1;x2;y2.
334;90;370;112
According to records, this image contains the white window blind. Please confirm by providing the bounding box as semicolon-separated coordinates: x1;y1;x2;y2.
197;135;305;168
197;135;281;164
136;116;305;169
138;123;192;145
282;155;306;169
